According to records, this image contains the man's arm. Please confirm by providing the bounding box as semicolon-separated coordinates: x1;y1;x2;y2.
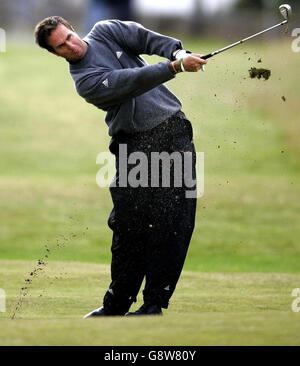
76;54;207;110
93;20;183;60
75;61;176;110
76;21;207;109
93;20;207;75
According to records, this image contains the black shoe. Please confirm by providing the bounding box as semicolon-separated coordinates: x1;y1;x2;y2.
83;306;111;318
125;304;162;316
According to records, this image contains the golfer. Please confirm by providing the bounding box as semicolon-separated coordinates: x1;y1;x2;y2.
34;16;207;316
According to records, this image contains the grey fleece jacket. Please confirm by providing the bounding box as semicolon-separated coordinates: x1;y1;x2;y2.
69;20;184;136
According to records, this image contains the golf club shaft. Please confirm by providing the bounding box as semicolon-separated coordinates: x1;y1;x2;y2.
202;19;287;60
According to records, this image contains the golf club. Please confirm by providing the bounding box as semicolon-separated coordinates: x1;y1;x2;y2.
200;4;292;70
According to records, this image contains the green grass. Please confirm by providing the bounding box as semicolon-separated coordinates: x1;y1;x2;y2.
1;260;300;346
0;38;300;345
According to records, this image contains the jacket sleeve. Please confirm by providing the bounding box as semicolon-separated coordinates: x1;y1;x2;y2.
76;60;176;110
93;20;183;60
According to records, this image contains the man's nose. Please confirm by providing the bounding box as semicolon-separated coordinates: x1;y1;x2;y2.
66;41;73;50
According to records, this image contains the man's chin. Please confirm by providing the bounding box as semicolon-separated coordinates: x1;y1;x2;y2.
66;55;81;63
66;51;85;63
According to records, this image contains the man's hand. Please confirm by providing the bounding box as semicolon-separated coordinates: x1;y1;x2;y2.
170;54;207;73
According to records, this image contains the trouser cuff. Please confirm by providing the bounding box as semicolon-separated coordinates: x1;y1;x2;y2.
103;289;136;315
143;293;170;309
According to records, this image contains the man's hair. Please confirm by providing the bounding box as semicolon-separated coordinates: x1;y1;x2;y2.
34;16;74;52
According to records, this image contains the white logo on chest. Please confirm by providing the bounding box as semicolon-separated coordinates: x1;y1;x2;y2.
102;78;109;87
116;51;123;59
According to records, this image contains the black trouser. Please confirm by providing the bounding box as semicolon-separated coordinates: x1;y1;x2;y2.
102;111;197;314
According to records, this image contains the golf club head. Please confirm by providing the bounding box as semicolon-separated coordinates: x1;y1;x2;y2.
279;4;292;21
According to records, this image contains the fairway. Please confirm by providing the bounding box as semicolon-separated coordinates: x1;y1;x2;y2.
1;260;300;346
1;37;300;345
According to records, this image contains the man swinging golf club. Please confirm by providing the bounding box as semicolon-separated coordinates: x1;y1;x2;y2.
34;16;207;316
34;1;291;317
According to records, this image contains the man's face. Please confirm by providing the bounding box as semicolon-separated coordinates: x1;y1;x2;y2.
47;24;86;62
